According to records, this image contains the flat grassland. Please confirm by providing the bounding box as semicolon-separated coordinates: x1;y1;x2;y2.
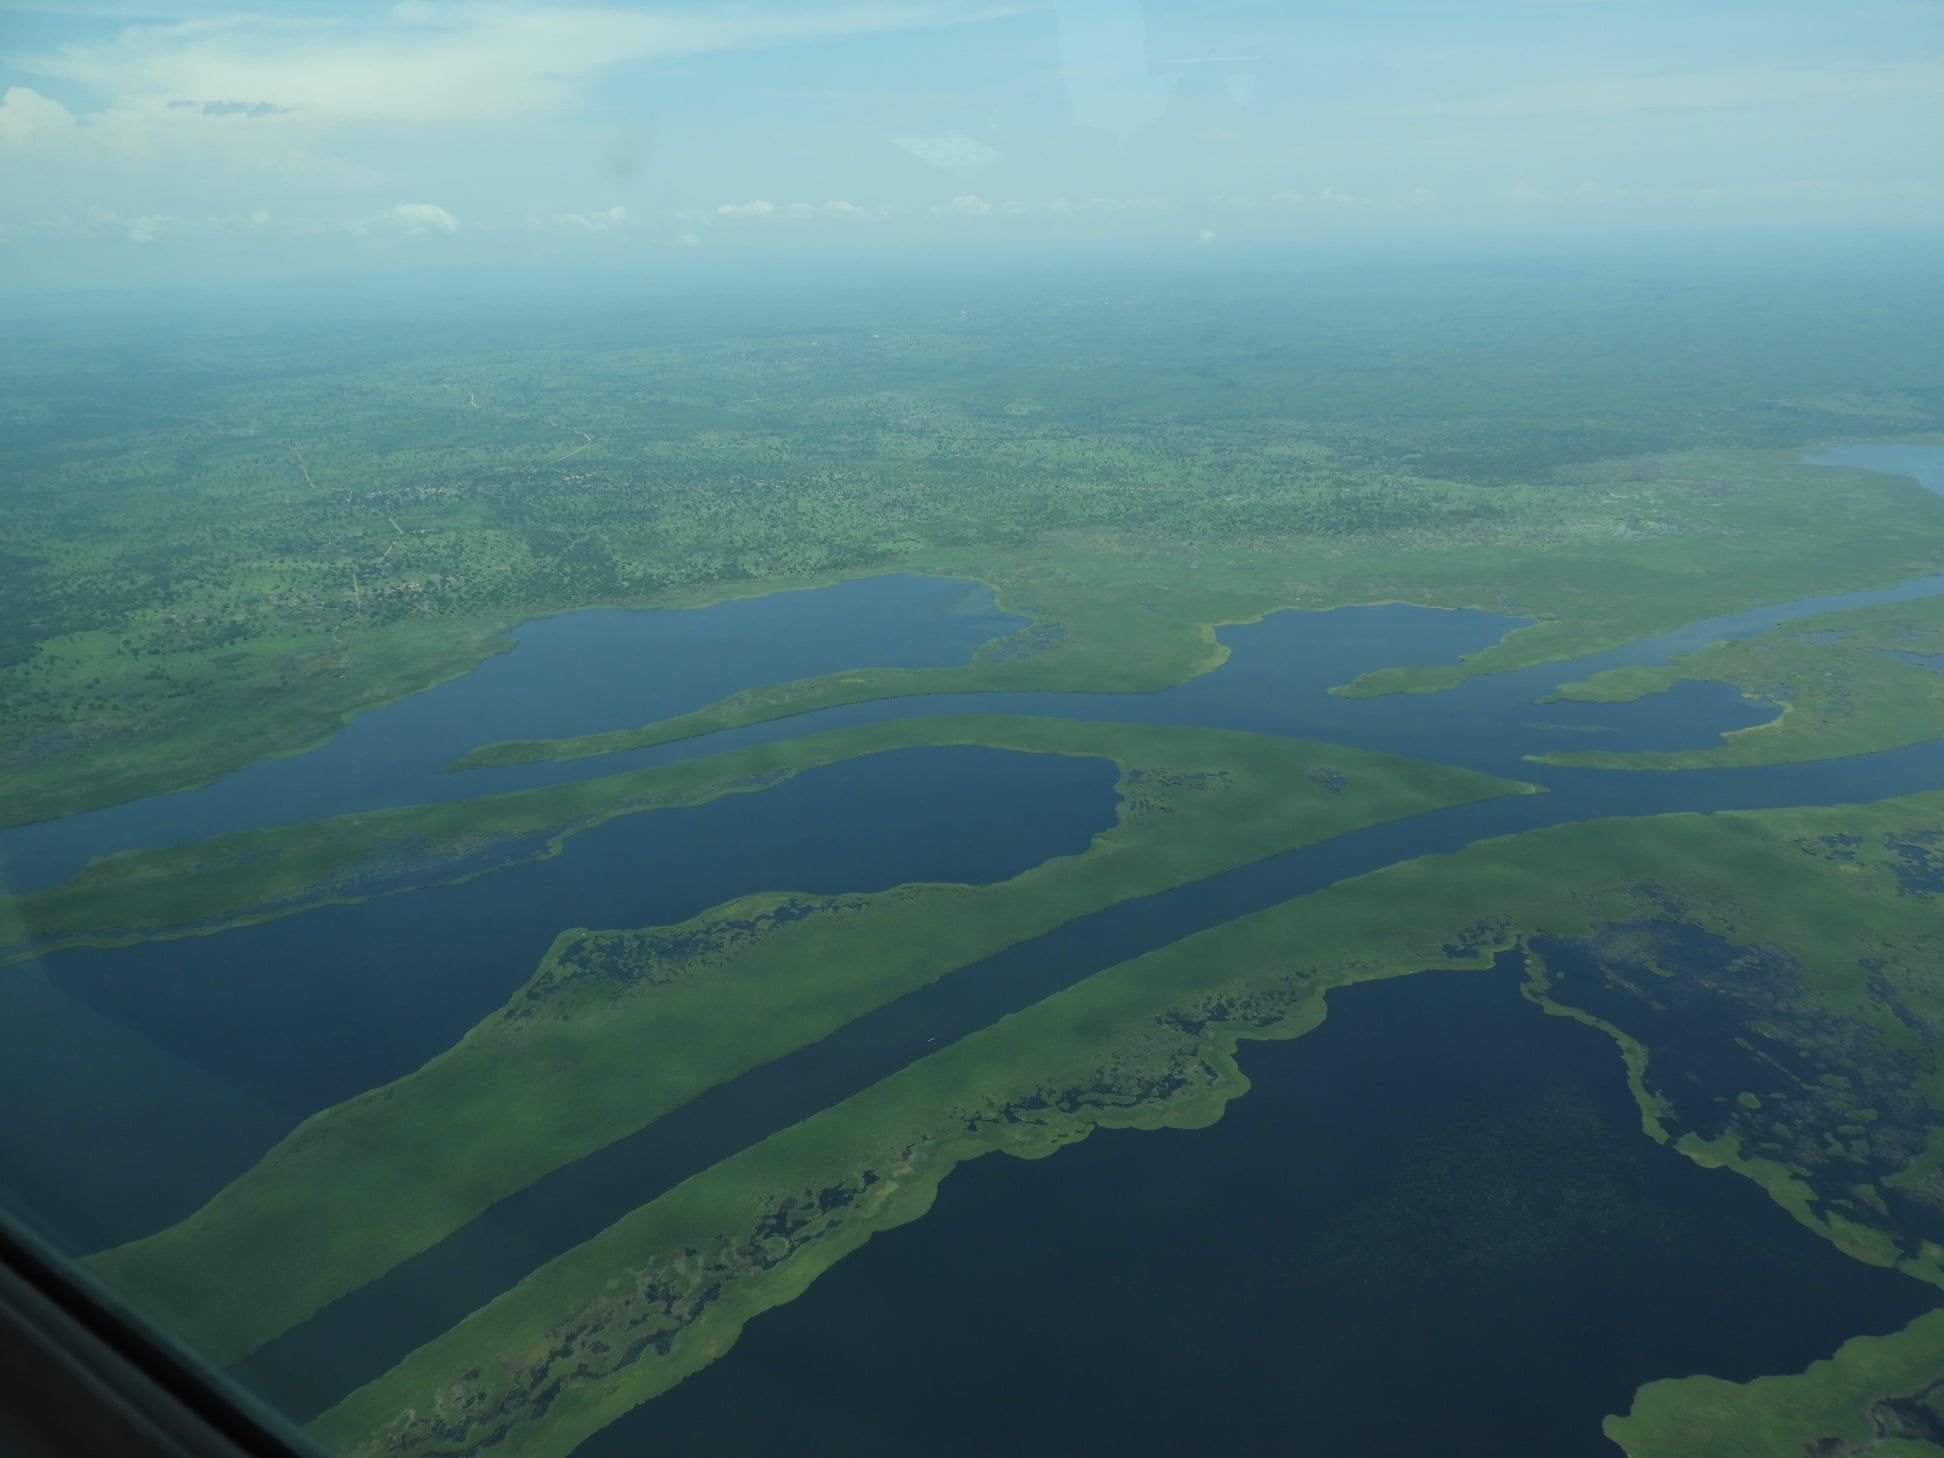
307;791;1944;1458
87;716;1527;1365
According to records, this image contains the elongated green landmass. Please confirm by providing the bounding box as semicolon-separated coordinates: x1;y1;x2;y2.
1608;1308;1944;1457
87;719;1528;1366
8;712;1171;963
312;791;1944;1458
1535;592;1944;770
448;451;1944;771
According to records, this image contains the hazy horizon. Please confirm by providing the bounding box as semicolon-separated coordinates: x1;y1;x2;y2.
4;0;1943;295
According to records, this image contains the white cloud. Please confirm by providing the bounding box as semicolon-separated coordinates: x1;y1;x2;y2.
0;86;76;145
549;205;627;230
820;199;890;220
944;193;992;216
390;201;459;234
676;227;701;247
715;199;777;218
1037;195;1173;217
1197;226;1216;246
20;4;1032;126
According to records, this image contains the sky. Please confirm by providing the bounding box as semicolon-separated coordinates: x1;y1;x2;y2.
2;0;1942;293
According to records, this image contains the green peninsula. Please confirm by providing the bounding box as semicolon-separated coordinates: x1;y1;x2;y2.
312;790;1944;1458
1537;592;1944;770
1610;1309;1944;1458
88;717;1528;1365
9;713;1202;964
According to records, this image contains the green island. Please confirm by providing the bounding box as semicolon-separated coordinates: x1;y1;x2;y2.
9;711;1434;964
1612;1309;1944;1456
4;716;1107;963
87;716;1529;1365
302;789;1944;1458
1535;593;1944;770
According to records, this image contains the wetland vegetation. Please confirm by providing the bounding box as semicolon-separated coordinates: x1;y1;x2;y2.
86;717;1526;1363
8;252;1944;1458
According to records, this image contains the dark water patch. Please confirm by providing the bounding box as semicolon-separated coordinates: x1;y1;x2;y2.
1539;925;1944;1250
0;573;1022;888
1537;925;1818;1136
4;746;1118;1254
605;964;1937;1458
1887;832;1944;896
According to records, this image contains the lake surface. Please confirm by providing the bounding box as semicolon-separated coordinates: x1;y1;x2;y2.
5;444;1944;1452
607;964;1936;1458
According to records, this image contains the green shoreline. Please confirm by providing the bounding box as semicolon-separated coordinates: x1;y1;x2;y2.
87;716;1528;1366
305;790;1944;1458
2;714;1140;965
1534;592;1944;771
